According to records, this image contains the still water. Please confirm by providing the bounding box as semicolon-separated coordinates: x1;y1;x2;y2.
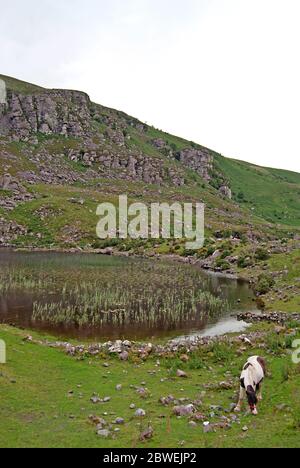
0;250;256;341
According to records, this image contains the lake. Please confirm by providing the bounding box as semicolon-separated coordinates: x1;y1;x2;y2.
0;250;257;341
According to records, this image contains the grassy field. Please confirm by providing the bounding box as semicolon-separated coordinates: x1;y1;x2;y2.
1;324;300;448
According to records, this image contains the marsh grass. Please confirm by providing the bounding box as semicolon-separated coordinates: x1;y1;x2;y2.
266;333;295;355
0;255;229;330
32;283;226;328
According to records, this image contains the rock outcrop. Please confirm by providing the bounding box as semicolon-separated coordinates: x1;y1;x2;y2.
219;185;232;199
0;75;231;205
0;89;92;140
0;217;27;245
0;173;33;210
178;148;213;181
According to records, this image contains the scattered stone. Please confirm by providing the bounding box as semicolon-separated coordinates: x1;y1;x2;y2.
237;311;300;325
90;395;111;404
136;387;149;399
115;384;122;391
219;381;233;390
140;426;154;442
176;370;188;379
89;415;107;426
159;395;175;406
135;409;146;418
203;422;214;433
173;405;196;417
191;413;206;422
97;429;111;438
23;335;33;342
188;421;197;428
90;396;101;404
119;351;129;361
114;417;125;425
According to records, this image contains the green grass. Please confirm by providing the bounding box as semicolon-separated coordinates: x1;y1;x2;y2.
216;155;300;226
0;74;44;94
1;325;300;448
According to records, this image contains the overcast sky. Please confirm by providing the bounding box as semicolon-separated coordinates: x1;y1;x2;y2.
1;0;300;172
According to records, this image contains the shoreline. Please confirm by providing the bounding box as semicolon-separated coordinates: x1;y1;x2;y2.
0;244;243;282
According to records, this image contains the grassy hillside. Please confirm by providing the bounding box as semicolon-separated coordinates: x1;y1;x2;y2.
0;73;300;252
0;74;44;94
215;155;300;226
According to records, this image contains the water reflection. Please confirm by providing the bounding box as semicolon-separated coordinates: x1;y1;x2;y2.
0;250;257;341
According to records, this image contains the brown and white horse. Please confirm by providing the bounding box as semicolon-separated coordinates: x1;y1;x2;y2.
235;356;266;415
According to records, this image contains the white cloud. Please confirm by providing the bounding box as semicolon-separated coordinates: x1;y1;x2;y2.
0;0;299;172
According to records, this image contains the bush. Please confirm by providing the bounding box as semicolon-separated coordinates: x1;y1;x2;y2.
206;246;215;257
215;259;230;271
237;256;253;268
221;250;232;259
255;248;270;261
254;273;275;295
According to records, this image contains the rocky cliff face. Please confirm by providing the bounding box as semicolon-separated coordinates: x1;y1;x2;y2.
0;88;93;140
0;74;233;210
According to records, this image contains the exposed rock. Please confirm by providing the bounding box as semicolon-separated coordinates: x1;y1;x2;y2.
152;138;167;149
178;148;213;181
0;173;12;189
237;311;300;325
136;387;150;399
32;328;270;362
97;429;111;438
114;417;125;425
219;185;232;199
119;351;129;361
173;405;196;417
0;217;27;245
140;426;154;441
159;395;175;406
203;422;214;433
0;89;92;140
176;369;188;379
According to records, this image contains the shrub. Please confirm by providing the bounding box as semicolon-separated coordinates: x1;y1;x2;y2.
255;248;270;261
237;256;253;268
221;250;232;259
215;259;230;271
206;246;215;257
254;273;275;295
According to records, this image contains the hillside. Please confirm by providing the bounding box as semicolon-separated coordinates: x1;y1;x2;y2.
0;74;299;256
216;155;300;226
